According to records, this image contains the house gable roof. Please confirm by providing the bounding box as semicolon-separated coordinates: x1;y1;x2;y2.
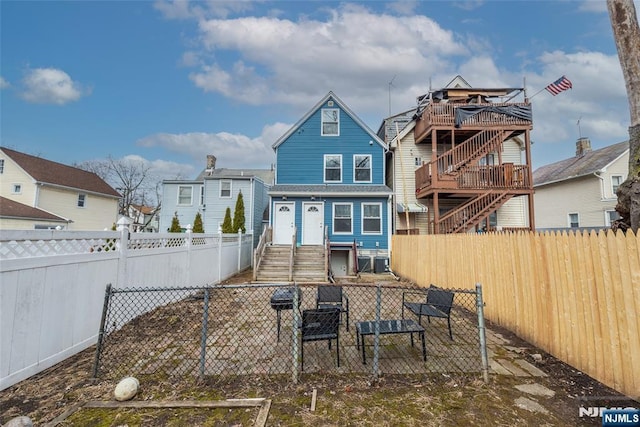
271;91;386;150
533;140;629;187
0;196;68;222
1;147;121;197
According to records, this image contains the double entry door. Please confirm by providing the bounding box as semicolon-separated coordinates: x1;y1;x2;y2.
272;201;324;245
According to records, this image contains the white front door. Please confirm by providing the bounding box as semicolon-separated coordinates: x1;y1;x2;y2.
273;202;295;245
302;202;324;245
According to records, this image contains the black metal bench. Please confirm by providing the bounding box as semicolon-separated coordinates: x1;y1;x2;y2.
401;285;454;340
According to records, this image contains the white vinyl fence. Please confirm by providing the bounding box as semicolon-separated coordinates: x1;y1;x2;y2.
0;229;253;391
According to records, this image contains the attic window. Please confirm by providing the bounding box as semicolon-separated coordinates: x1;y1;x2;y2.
321;108;339;136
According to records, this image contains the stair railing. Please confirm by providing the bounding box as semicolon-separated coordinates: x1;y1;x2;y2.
288;226;297;282
324;226;332;282
253;226;271;281
435;129;504;178
438;192;510;234
353;239;359;275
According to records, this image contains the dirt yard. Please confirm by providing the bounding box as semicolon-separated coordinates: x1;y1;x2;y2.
1;270;637;426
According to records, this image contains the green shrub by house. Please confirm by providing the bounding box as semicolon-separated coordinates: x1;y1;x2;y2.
233;190;246;233
222;207;233;233
169;212;182;232
192;212;204;233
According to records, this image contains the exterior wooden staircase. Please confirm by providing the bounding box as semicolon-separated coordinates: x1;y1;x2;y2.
436;129;507;180
254;245;327;283
437;192;513;234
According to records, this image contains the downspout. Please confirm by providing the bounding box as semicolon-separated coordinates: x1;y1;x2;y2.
594;171;606;200
388;147;396;234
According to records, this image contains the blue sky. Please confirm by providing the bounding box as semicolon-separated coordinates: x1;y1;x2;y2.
1;0;636;182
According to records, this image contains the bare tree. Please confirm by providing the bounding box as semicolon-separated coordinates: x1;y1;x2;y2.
607;0;640;232
75;156;159;217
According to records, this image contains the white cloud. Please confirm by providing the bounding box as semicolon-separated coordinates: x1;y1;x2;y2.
386;1;419;15
21;67;87;105
160;2;629;168
0;76;9;89
117;154;196;181
136;122;288;170
154;0;254;20
187;6;466;113
526;50;629;166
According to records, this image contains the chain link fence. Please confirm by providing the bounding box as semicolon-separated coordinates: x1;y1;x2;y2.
93;282;488;383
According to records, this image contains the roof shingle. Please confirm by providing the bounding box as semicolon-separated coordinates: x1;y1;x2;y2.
533;141;629;187
1;147;121;197
0;196;68;222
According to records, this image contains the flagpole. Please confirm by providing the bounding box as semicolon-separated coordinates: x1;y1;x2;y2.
527;86;547;100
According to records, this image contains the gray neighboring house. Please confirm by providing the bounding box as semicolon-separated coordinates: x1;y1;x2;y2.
160;155;274;247
532;138;629;231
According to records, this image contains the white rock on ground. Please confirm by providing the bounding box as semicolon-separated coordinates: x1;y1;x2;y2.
114;376;140;401
3;416;33;427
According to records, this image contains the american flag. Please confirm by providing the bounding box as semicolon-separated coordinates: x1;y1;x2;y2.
545;76;572;96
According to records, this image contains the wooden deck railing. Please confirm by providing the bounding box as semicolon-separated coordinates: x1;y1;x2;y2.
415;101;532;138
457;164;530;189
416;163;530;193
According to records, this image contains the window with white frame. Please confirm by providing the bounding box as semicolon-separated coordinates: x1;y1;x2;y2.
77;193;86;208
324;155;342;182
333;203;352;234
568;213;579;228
321;108;339;136
354;155;372;182
200;185;205;206
605;210;621;226
362;203;381;234
414;157;422;167
0;159;4;173
178;186;193;205
220;180;231;198
12;184;21;194
611;175;623;196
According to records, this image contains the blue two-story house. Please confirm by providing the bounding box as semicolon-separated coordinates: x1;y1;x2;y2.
269;92;392;275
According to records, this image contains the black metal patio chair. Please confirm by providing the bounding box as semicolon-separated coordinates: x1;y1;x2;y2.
316;285;350;331
300;308;341;370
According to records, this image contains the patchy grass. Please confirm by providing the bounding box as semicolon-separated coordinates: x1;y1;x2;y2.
1;270;632;426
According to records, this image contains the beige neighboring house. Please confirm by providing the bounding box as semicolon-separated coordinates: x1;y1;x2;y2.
0;147;121;230
532;138;629;230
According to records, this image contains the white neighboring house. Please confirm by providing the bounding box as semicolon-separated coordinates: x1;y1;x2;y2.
127;204;160;232
159;155;273;247
0;147;121;230
532;138;629;231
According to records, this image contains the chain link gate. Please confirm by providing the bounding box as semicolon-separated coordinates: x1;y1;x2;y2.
93;282;488;384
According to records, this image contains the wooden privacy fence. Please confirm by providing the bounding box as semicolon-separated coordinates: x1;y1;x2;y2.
391;231;640;400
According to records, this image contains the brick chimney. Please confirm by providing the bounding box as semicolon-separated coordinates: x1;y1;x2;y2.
206;155;216;169
576;137;592;157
